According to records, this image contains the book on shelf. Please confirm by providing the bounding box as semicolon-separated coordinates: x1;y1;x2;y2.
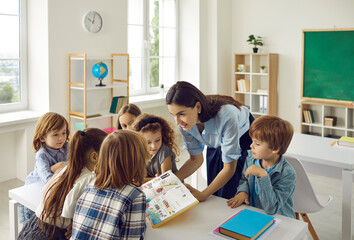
216;209;275;240
141;170;199;228
109;96;129;114
337;136;354;148
303;110;314;123
237;79;250;92
260;95;264;113
263;96;268;113
241;79;250;92
102;127;117;134
237;80;244;92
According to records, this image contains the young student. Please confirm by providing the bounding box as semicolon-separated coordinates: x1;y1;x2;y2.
116;103;142;130
166;81;254;201
17;128;108;240
227;115;296;218
132;113;179;180
71;130;149;240
18;112;70;226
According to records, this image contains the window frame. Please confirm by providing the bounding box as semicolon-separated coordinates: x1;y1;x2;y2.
128;0;178;96
0;0;28;113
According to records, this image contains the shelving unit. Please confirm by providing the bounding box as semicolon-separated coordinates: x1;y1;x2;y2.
68;53;129;132
300;100;354;138
234;53;278;116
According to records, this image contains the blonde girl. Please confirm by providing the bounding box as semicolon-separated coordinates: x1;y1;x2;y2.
17;128;108;240
19;112;70;225
116;103;142;130
71;130;149;240
132;113;179;180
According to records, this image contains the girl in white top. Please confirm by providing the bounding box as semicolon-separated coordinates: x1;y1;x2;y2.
17;128;108;240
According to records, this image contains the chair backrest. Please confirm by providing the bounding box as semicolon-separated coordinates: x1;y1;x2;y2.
284;154;325;213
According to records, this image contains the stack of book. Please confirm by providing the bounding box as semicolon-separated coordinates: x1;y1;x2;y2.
337;136;354;148
237;79;250;92
109;96;129;114
303;109;314;123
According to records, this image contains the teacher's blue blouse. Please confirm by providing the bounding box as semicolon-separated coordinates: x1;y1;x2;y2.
180;104;250;163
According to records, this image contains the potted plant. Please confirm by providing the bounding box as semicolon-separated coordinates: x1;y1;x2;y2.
247;35;263;53
260;65;266;73
160;83;164;96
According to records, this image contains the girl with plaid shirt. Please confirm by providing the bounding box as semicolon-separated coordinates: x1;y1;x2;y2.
71;130;150;240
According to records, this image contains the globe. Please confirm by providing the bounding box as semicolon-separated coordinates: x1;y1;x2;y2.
92;62;108;86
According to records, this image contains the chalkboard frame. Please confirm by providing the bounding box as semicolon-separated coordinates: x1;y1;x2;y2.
301;28;354;104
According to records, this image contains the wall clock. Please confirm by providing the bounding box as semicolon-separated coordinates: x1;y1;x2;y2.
83;11;103;33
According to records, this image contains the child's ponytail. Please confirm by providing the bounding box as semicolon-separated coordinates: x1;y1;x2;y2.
40;128;107;240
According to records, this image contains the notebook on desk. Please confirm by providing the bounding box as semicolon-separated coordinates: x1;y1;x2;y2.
211;209;279;240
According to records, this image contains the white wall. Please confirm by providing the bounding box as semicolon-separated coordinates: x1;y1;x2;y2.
178;0;200;88
231;0;354;131
4;0;354;182
27;0;128;116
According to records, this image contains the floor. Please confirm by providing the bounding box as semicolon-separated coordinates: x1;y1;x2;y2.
2;162;354;240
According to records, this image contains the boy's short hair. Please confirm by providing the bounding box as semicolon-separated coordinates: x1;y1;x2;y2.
249;115;294;155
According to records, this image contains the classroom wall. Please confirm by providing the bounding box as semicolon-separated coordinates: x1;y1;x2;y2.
231;0;354;131
3;0;354;182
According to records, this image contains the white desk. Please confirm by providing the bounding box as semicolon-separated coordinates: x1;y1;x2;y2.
9;182;307;240
145;195;308;240
8;182;44;240
287;133;354;240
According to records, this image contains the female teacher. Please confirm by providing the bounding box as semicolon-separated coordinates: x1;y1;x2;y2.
166;81;254;201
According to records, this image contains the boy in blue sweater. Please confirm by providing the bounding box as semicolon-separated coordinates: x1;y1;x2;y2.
227;115;296;218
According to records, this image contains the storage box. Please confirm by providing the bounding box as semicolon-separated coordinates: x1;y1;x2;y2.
324;116;337;126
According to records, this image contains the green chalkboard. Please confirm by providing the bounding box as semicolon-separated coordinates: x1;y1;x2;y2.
303;30;354;102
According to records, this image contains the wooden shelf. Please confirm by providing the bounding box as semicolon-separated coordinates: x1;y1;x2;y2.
68;53;129;131
233;53;278;116
300;101;354;138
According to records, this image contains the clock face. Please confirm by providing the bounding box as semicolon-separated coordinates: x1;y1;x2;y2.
83;11;103;33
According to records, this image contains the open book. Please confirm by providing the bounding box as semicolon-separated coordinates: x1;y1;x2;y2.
141;170;199;228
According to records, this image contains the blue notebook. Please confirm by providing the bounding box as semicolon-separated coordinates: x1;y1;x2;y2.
219;209;274;240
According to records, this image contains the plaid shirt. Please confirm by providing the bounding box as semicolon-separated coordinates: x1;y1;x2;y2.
71;184;146;240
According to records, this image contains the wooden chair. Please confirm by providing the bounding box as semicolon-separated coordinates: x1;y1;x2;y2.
284;154;333;240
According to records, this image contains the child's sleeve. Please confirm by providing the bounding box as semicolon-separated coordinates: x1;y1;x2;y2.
36;153;54;183
256;165;296;215
120;191;147;240
61;172;95;219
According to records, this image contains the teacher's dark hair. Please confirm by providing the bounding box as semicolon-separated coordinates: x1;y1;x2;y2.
166;81;242;122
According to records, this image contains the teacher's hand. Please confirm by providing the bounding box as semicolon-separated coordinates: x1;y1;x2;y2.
185;183;208;202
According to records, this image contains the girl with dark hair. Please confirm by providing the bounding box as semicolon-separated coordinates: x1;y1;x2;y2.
17;128;107;240
166;81;254;201
132;113;179;181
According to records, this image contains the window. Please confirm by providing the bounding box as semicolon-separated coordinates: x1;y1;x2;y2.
128;0;177;96
0;0;27;112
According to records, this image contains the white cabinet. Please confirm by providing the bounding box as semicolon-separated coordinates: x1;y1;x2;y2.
68;53;129;132
234;53;278;116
